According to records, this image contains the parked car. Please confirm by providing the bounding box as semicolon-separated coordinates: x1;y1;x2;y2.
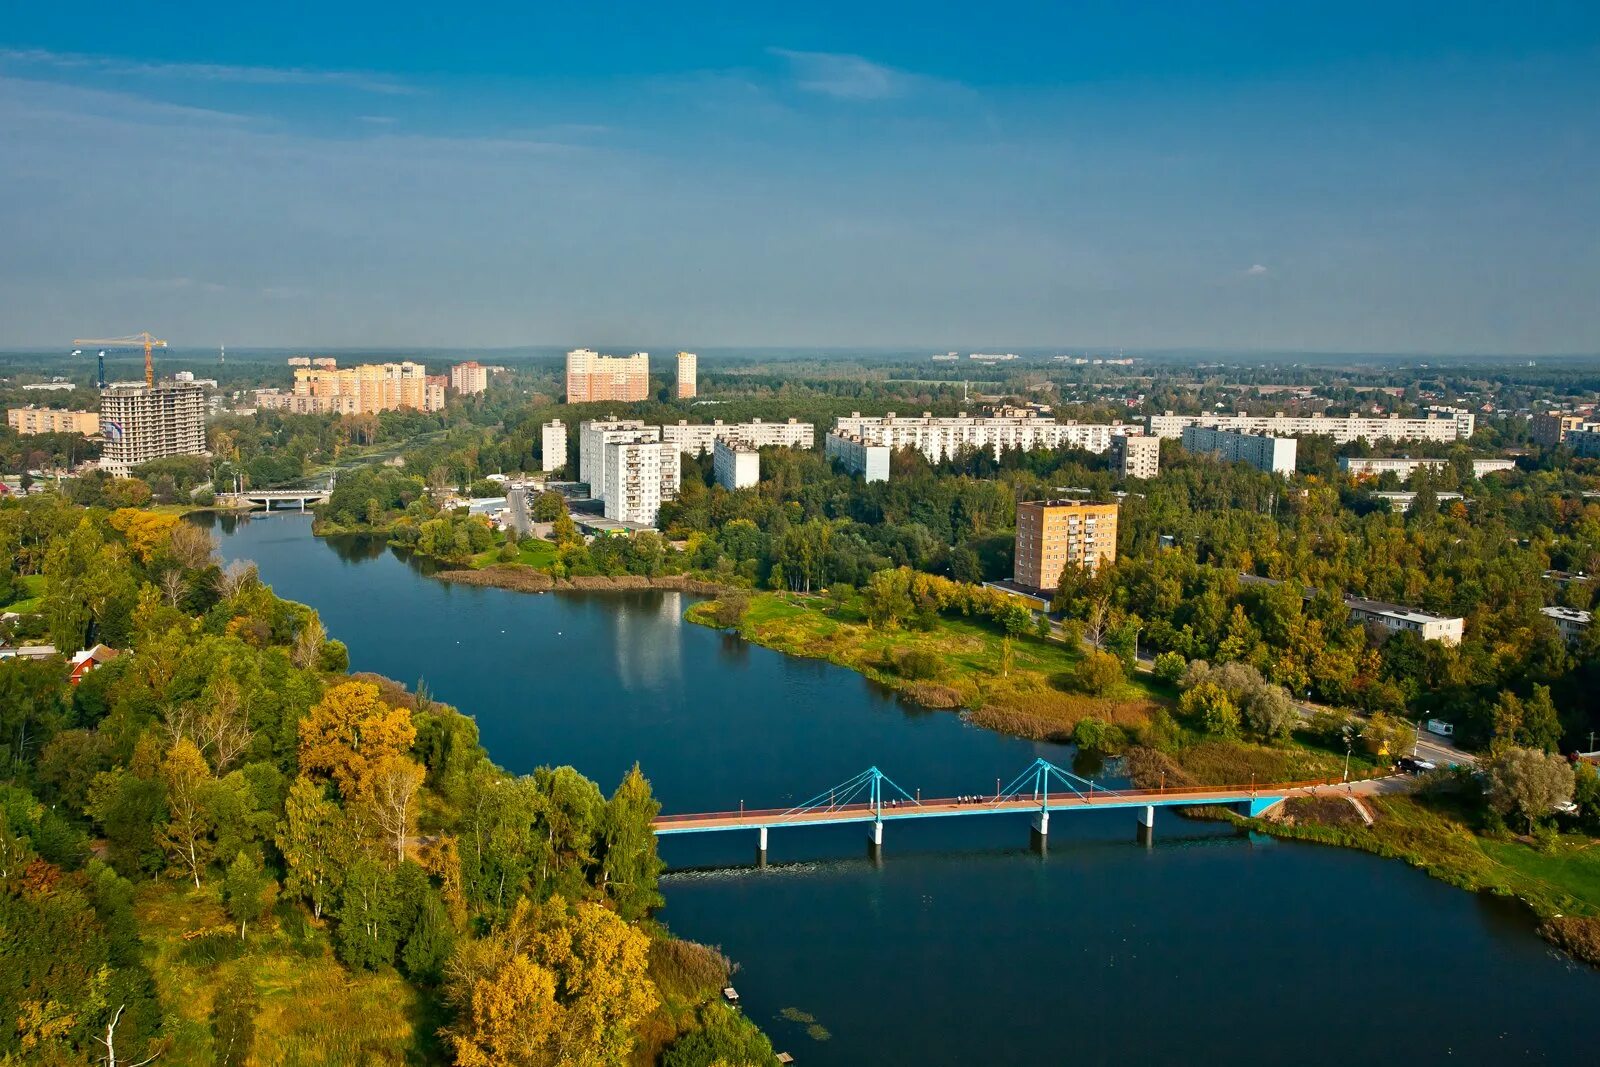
1398;756;1438;774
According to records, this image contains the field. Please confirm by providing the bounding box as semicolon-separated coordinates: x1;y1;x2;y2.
468;535;561;570
136;883;434;1066
2;573;46;614
688;591;1166;736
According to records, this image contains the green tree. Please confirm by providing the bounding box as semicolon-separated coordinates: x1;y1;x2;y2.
1152;651;1187;685
211;969;259;1067
158;738;216;887
336;857;400;969
1486;747;1576;834
276;776;354;919
1073;650;1124;695
599;764;664;921
223;850;273;939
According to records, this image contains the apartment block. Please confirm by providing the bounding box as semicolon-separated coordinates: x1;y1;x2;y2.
540;419;567;473
1568;428;1600;459
1013;501;1119;593
602;439;665;525
660;418;815;456
566;349;649;403
7;406;100;436
1338;456;1517;479
578;419;678;501
831;411;1132;463
1238;573;1464;645
1148;410;1473;444
1541;606;1592;646
1109;432;1160;479
713;437;759;490
676;352;697;399
256;359;444;415
1531;412;1589;447
1181;425;1298;476
824;431;891;482
99;382;208;477
449;361;489;395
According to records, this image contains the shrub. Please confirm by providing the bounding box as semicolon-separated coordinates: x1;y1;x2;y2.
1180;681;1240;738
648;938;731;1005
708;592;749;630
1073;716;1128;754
895;648;941;680
1073;650;1124;695
497;542;518;562
1152;651;1186;685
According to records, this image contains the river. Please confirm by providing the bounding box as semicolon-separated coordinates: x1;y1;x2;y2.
200;513;1597;1064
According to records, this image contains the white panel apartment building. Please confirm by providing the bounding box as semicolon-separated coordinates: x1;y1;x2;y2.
540;420;567;473
578;418;679;506
1181;425;1298;476
1338;457;1516;479
99;382;208;477
831;411;1133;463
660;418;815;456
1148;409;1474;444
825;431;892;482
712;437;760;490
602;439;666;525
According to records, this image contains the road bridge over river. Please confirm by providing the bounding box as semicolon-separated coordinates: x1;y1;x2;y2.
653;759;1394;859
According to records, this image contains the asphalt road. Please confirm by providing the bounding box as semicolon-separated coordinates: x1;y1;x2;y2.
506;486;532;537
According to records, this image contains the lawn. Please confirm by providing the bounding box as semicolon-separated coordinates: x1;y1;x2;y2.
691;591;1165;737
2;573;45;614
136;882;434;1065
468;536;561;570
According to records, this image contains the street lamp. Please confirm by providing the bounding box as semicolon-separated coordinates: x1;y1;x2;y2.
1341;723;1364;783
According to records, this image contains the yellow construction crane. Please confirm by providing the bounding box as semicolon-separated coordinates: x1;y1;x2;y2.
71;332;168;388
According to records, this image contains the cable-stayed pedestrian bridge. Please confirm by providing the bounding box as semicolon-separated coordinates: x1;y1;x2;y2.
653;759;1376;855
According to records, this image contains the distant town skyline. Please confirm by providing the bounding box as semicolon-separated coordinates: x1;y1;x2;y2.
2;2;1597;353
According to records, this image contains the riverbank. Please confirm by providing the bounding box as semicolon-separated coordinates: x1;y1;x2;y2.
1242;792;1600;964
436;563;732;596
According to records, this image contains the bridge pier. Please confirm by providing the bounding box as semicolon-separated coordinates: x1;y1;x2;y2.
867;820;883;846
1031;811;1049;836
756;826;768;866
1136;804;1155;846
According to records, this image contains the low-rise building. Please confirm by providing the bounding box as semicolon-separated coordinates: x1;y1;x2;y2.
1344;598;1464;644
69;644;119;685
1013;500;1119;592
1374;491;1465;512
1149;409;1473;444
7;406;100;435
540;419;567;473
1180;425;1297;475
1541;606;1592;645
825;431;891;482
712;437;759;490
1109;432;1160;479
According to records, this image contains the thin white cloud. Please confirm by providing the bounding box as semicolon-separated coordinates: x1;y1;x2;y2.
1245;263;1270;275
0;47;416;95
768;48;926;101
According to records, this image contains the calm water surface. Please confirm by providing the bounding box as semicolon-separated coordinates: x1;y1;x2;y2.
204;513;1597;1064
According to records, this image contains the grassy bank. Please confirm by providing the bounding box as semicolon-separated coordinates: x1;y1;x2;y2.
688;590;1165;735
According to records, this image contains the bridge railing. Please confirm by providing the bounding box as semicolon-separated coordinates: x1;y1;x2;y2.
652;769;1393;824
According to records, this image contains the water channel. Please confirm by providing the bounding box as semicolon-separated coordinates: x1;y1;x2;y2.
199;512;1598;1064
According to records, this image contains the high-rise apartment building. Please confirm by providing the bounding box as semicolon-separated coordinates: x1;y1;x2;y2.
1109;433;1160;479
602;439;665;525
660;418;815;455
566;349;649;403
99;382;208;477
1013;501;1119;592
832;411;1133;462
1531;412;1590;447
713;437;759;490
676;352;698;399
1147;410;1472;444
450;361;489;395
1180;425;1298;475
7;406;100;436
578;418;679;501
256;359;444;414
825;431;891;482
540;420;568;473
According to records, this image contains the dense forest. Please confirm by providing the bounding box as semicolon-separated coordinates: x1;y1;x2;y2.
0;494;773;1065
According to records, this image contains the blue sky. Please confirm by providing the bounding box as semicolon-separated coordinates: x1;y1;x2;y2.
2;2;1597;352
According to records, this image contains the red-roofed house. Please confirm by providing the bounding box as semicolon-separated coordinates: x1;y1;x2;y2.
68;644;119;685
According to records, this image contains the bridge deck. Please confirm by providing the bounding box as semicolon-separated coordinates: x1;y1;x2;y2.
653;783;1330;835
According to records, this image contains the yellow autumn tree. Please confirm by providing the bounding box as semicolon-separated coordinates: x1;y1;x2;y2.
445;899;657;1067
297;680;417;801
107;508;179;563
